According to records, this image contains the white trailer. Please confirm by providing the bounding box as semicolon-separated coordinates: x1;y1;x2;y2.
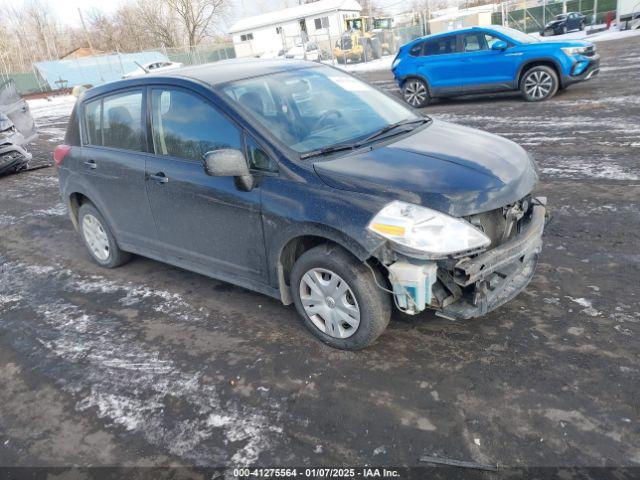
617;0;640;29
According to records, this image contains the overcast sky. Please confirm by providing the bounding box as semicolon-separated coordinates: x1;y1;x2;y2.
0;0;287;29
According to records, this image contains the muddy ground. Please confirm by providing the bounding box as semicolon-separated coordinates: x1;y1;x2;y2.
0;36;638;473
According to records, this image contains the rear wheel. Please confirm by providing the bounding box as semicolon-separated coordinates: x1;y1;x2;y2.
402;78;430;108
78;203;131;268
290;245;391;350
520;66;559;102
562;25;568;34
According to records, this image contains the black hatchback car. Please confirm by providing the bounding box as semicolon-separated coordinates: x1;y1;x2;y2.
56;59;547;350
541;12;586;36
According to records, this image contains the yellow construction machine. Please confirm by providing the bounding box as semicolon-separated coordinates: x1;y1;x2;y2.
332;16;398;63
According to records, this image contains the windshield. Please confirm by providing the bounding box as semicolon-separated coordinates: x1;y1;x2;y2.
374;18;392;29
489;25;540;44
223;67;421;154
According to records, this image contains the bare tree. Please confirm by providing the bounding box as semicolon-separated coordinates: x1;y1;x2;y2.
168;0;228;48
135;0;181;48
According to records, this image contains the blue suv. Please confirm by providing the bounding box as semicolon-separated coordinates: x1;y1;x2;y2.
392;25;600;107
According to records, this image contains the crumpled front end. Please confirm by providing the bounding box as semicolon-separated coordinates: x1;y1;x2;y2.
379;196;548;319
0;113;32;175
1;80;37;175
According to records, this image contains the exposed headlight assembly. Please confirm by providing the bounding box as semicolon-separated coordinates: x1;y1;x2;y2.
368;201;491;259
561;46;589;56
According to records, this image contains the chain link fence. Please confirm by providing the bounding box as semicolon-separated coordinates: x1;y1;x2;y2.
1;42;236;96
493;0;618;32
256;24;424;66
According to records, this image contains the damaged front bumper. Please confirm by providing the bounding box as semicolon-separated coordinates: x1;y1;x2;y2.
385;197;548;320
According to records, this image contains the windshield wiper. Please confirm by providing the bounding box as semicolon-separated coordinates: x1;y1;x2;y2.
300;143;358;159
300;117;431;160
355;117;430;147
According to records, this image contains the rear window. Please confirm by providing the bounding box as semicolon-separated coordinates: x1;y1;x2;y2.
82;90;145;152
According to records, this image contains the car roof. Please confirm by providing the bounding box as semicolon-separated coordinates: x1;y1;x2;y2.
152;58;315;85
81;58;320;101
406;26;491;44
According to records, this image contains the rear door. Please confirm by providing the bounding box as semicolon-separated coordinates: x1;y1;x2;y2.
413;34;465;95
144;86;268;283
0;80;37;142
79;89;160;255
459;32;520;92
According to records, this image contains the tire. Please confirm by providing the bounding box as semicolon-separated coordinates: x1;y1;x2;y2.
580;22;585;31
78;202;131;268
402;78;430;108
361;43;373;62
520;66;559;102
372;40;382;59
290;244;391;350
562;25;568;34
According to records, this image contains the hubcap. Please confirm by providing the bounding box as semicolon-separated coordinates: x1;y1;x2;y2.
82;214;110;262
524;71;553;99
299;268;360;339
404;81;427;107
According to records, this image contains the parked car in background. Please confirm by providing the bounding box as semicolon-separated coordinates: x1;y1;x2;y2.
285;42;321;61
55;59;546;350
541;12;586;36
122;61;183;79
392;25;599;107
260;49;286;59
0;79;37;175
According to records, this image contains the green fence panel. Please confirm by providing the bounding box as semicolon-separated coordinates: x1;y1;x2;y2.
2;72;48;95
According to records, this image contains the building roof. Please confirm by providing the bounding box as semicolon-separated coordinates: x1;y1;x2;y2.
229;0;362;34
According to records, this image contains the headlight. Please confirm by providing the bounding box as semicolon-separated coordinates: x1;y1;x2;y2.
392;57;401;69
368;201;491;258
561;46;589;56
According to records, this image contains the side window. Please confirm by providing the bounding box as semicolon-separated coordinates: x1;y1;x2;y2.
484;34;503;49
424;36;458;55
409;42;424;56
461;33;487;52
246;136;277;173
150;88;242;162
83;91;143;151
84;98;102;146
102;91;144;151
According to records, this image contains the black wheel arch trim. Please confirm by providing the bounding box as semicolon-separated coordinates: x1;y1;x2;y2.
517;58;564;88
273;223;385;305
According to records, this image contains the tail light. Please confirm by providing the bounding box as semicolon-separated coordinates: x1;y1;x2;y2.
53;145;72;167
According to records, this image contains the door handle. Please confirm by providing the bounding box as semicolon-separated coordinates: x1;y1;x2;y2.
83;159;97;169
149;172;169;184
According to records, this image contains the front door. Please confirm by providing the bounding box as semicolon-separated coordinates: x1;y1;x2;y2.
458;32;520;92
144;87;267;282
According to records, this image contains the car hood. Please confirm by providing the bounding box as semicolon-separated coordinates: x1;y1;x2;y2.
536;39;592;48
313;120;538;217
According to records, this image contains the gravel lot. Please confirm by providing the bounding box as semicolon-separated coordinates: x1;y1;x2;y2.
0;35;638;472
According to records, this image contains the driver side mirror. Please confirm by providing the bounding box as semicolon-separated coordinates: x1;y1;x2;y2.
203;148;255;191
491;40;508;51
204;149;249;177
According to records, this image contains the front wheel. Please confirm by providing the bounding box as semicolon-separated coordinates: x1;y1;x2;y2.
562;25;568;34
290;245;391;350
402;78;430;108
520;66;559;102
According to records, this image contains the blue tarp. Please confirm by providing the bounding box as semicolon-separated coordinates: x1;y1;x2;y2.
34;51;169;89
